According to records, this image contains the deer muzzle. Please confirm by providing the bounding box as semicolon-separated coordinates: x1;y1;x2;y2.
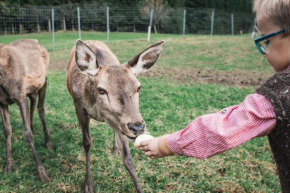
128;123;145;136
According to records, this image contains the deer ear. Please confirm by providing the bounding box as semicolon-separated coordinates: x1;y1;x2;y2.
127;41;165;76
75;40;99;76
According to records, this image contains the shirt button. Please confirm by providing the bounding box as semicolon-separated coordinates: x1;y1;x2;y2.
178;152;183;156
222;109;227;114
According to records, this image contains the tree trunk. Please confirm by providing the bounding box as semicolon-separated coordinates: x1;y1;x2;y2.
154;24;157;34
37;20;40;33
72;19;74;32
63;16;66;31
4;22;7;34
48;19;51;32
12;22;14;34
19;23;23;34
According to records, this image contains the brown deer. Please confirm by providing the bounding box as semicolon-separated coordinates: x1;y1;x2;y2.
0;39;52;182
66;40;164;193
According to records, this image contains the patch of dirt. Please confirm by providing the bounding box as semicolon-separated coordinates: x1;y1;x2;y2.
140;65;273;87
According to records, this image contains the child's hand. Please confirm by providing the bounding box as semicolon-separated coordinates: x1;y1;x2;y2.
139;137;165;159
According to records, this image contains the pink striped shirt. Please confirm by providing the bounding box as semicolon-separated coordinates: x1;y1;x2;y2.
167;93;276;158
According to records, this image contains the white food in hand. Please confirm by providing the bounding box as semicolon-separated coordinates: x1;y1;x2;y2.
134;133;154;146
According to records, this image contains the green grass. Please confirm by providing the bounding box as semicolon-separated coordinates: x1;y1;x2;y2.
0;32;280;192
0;31;180;51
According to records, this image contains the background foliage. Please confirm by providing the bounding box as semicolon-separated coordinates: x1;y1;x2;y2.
0;1;254;35
0;0;253;14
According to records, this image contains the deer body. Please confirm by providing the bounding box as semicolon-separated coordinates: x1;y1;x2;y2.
67;40;164;193
0;39;51;182
0;42;46;103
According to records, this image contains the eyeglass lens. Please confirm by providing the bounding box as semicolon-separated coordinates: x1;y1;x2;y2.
257;40;267;54
255;32;267;54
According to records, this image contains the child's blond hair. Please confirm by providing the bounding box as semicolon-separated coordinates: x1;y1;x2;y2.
253;0;290;33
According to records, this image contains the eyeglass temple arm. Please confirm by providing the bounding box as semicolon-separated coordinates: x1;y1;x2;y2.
254;25;261;34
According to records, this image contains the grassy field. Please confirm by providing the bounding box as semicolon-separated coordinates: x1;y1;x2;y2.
0;31;280;192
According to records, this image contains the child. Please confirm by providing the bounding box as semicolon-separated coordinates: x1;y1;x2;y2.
138;0;290;191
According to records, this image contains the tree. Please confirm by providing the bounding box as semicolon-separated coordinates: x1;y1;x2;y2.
141;0;170;33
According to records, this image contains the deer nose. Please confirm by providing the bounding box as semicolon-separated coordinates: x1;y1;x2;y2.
128;123;145;135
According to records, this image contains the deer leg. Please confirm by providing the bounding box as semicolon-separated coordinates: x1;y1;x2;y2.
75;106;93;193
37;81;52;149
18;98;50;183
118;134;143;193
28;93;37;133
0;103;13;173
111;132;120;156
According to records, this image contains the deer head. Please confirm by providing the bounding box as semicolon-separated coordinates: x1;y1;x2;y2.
74;40;164;141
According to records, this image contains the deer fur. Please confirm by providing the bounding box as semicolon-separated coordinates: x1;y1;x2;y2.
67;40;164;193
0;39;52;182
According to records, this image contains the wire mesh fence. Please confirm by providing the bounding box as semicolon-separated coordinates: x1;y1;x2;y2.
0;3;255;36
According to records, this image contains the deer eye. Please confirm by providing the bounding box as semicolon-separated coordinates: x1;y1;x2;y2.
98;88;107;95
137;86;142;92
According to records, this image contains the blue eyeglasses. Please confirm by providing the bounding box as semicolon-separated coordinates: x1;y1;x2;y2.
254;29;285;54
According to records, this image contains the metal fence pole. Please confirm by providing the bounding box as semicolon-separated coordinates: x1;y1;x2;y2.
107;6;109;43
52;8;54;51
77;7;81;40
231;14;234;36
147;9;153;42
183;9;186;37
210;10;214;36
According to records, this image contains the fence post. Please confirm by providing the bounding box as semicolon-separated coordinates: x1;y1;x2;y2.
52;8;55;51
107;6;110;43
147;9;153;42
183;9;186;37
77;7;81;40
210;10;215;36
231;14;234;36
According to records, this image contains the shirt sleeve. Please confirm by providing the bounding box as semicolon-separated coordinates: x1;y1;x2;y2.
167;93;276;159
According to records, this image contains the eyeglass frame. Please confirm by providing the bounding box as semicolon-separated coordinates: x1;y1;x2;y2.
254;29;285;55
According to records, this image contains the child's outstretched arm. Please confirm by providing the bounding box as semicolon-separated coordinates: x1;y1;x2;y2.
139;93;276;159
